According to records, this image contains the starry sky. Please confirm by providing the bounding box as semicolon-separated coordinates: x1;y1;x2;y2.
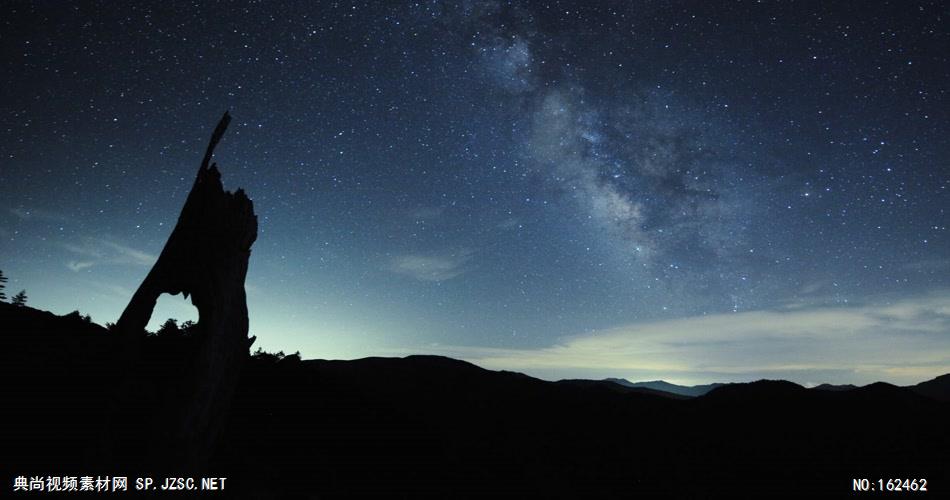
2;1;948;386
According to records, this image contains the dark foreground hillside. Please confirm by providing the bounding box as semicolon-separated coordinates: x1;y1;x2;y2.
3;302;948;498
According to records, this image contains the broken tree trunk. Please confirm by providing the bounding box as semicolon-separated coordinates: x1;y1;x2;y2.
112;111;258;471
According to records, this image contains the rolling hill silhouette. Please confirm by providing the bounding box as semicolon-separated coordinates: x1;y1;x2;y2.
3;302;948;497
812;383;859;392
604;377;725;397
909;373;950;401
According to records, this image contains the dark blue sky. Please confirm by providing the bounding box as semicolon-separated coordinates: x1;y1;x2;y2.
2;0;948;385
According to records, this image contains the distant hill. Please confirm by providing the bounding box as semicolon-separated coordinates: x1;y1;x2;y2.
910;373;950;401
3;302;949;497
699;378;808;401
556;378;691;399
604;377;725;397
810;377;950;402
812;383;858;391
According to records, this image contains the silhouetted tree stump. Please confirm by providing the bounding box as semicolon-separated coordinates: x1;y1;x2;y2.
110;112;257;472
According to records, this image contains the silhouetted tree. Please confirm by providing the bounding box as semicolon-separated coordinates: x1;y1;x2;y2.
180;320;198;336
156;318;181;337
251;347;285;363
0;269;7;301
11;290;27;307
250;348;301;364
64;310;92;323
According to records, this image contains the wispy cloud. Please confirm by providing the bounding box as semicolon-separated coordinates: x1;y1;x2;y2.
9;207;67;222
98;240;156;266
87;280;134;300
408;292;950;386
62;237;156;271
62;242;103;258
386;249;475;282
67;261;95;272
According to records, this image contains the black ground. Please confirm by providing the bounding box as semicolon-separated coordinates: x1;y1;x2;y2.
3;302;948;498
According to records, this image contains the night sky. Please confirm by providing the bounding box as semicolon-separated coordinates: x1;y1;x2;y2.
2;1;948;385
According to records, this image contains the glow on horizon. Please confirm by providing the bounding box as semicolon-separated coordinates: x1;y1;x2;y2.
394;291;950;387
9;255;950;387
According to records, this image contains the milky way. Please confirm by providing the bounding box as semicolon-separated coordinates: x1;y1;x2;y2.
1;1;948;385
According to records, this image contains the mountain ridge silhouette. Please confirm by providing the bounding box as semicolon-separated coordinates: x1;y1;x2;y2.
3;302;948;497
604;377;726;397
